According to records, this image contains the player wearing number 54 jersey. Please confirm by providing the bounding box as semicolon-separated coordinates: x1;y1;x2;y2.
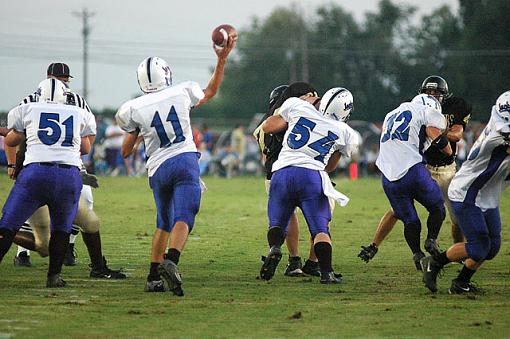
376;94;452;269
0;78;96;288
117;35;235;296
260;93;360;284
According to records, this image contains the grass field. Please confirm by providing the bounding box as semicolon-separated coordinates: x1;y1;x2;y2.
0;175;509;338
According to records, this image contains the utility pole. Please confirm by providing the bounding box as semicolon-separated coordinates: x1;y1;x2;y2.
299;7;309;83
73;8;95;99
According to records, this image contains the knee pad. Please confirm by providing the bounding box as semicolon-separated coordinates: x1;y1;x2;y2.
468;233;491;262
485;236;501;261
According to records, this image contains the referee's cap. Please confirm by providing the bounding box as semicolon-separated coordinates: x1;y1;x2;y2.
47;62;73;78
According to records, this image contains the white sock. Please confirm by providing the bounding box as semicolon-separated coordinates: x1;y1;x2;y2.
70;225;80;244
17;246;30;256
69;233;78;244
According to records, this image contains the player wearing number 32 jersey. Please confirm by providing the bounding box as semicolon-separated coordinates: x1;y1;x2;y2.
376;94;452;268
260;94;360;284
0;78;96;288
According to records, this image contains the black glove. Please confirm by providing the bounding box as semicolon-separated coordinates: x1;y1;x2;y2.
81;171;99;188
358;243;378;263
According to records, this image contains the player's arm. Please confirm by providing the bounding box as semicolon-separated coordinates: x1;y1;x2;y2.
261;116;287;134
5;129;25;147
426;126;452;156
5;145;17;179
0;127;9;137
325;151;341;172
196;36;236;108
80;136;91;155
446;124;463;142
121;130;140;158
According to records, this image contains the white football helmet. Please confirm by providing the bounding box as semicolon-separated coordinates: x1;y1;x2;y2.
496;91;510;122
137;56;172;93
319;87;354;122
411;94;442;114
37;78;67;104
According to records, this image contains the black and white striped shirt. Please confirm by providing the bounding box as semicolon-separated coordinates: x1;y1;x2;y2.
20;91;92;113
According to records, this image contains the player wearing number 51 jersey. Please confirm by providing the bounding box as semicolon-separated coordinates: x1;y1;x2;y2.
260;93;360;284
0;78;96;288
117;35;235;296
376;94;452;269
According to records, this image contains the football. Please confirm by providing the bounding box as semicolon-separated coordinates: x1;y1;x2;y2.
212;24;238;48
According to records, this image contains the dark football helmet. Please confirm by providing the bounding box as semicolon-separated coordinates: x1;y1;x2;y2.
419;75;451;103
269;85;289;109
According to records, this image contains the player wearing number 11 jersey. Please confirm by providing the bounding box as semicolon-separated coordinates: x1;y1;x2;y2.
260;91;360;284
116;35;235;296
376;94;452;268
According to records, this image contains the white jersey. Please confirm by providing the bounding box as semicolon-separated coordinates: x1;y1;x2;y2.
8;102;96;167
376;102;446;181
116;81;204;177
448;111;510;210
272;97;360;172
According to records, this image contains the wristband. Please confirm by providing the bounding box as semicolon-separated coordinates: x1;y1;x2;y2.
7;164;16;169
432;134;449;149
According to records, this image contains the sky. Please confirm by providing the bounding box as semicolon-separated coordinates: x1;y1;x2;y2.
0;0;458;112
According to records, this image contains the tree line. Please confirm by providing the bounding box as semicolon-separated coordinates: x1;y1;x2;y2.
195;0;510;123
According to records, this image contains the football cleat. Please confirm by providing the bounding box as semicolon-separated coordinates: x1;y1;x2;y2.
259;246;282;281
14;251;32;267
145;280;167;292
420;256;442;293
64;243;77;266
320;271;343;284
424;238;441;257
358;243;378;263
301;259;321;277
46;274;67;288
90;257;127;279
284;256;304;277
448;279;484;295
158;259;184;296
413;252;425;271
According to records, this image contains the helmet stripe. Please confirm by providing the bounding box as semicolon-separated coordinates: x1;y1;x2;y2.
50;78;56;102
146;57;153;83
323;88;346;114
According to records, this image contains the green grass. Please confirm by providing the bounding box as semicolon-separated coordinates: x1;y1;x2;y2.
0;175;509;338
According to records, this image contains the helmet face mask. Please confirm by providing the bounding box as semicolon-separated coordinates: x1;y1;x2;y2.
37;78;68;104
412;94;442;114
269;85;289;109
419;75;450;103
319;87;354;122
137;57;172;93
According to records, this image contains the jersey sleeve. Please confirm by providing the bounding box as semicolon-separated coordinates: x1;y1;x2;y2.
337;124;361;157
183;81;205;107
7;106;25;132
81;111;97;137
278;97;301;122
115;103;138;133
425;108;447;131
